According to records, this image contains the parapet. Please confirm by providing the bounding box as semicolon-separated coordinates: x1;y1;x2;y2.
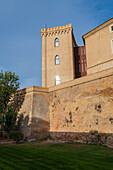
41;24;72;37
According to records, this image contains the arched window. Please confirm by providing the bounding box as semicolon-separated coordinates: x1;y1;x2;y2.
55;55;60;65
55;38;59;47
55;76;60;85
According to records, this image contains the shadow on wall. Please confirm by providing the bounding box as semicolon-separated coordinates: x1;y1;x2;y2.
13;89;26;112
16;115;50;140
50;131;113;148
13;89;50;139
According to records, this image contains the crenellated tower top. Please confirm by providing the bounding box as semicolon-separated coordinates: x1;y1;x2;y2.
41;24;72;37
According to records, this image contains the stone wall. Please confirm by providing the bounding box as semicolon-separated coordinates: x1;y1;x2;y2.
16;67;113;147
50;132;113;148
49;67;113;147
15;86;49;139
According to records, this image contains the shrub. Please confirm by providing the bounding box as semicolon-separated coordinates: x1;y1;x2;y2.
1;106;18;133
9;131;24;143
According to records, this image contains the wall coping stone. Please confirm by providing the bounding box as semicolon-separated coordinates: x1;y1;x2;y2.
19;67;113;94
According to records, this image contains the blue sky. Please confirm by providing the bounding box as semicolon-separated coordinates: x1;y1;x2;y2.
0;0;113;89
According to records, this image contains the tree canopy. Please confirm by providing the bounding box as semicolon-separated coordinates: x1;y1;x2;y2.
0;70;20;132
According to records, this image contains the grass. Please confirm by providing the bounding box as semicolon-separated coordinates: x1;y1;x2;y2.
0;142;113;170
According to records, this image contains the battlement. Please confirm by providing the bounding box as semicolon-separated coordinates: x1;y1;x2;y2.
41;24;72;37
41;24;72;32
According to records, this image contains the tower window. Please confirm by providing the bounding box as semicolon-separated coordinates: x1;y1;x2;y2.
111;26;113;32
109;25;113;33
55;76;60;85
55;55;60;64
55;38;59;47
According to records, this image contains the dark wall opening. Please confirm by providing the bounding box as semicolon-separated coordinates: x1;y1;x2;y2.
74;46;87;78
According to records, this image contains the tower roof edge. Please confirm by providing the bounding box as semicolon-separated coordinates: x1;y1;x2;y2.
41;24;72;33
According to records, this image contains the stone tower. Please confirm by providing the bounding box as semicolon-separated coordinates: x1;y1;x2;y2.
41;24;77;87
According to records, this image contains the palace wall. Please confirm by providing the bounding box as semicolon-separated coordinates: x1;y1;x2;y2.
83;18;113;75
16;86;50;139
49;67;113;134
17;68;113;147
49;67;113;147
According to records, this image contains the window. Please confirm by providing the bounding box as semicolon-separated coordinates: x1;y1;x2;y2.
111;26;113;32
55;76;60;85
55;38;59;47
109;25;113;33
81;48;83;55
55;55;60;64
79;60;81;73
78;48;80;56
84;60;87;72
81;60;84;72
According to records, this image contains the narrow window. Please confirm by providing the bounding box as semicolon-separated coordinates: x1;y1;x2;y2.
109;25;113;33
78;48;80;56
79;60;81;73
55;55;60;65
111;26;113;32
55;76;60;85
81;48;83;55
81;60;84;72
55;38;59;47
84;60;87;72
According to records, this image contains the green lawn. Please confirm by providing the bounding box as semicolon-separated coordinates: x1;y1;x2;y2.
0;142;113;170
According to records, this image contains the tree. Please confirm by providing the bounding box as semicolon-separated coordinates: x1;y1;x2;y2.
0;70;20;132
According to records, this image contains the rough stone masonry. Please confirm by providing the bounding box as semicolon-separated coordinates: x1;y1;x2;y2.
16;67;113;148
